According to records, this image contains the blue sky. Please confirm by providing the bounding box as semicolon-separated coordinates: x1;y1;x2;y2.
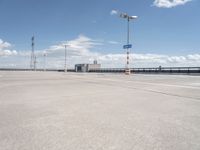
0;0;200;68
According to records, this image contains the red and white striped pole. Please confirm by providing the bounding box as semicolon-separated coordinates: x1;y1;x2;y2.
125;18;130;75
120;13;138;75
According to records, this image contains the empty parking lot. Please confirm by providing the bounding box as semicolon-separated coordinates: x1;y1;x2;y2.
0;71;200;150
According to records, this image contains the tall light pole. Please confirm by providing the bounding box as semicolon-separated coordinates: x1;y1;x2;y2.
34;56;37;71
30;36;35;70
120;12;138;75
43;52;47;71
64;45;67;72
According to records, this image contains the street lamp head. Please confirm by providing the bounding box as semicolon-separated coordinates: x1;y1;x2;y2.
120;13;128;19
129;16;138;19
120;13;138;20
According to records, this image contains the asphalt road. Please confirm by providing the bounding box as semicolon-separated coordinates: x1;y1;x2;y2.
0;71;200;150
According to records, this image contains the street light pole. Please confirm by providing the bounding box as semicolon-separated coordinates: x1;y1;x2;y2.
120;13;138;75
34;56;37;71
44;52;47;71
127;17;130;72
64;45;67;72
31;36;35;70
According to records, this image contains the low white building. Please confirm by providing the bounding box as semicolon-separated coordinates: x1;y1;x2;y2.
75;60;101;72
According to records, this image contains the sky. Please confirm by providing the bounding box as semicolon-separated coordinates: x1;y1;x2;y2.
0;0;200;69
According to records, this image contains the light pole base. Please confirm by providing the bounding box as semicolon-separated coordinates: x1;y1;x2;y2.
125;68;131;75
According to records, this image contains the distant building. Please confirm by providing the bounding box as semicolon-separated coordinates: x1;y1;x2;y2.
75;60;101;72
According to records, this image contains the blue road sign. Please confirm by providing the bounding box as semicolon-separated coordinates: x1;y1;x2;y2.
123;44;132;49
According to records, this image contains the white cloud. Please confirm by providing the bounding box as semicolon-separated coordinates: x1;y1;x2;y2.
45;34;100;57
0;50;17;56
98;53;200;68
0;39;18;57
0;39;11;49
110;10;118;15
24;35;101;68
187;54;200;60
153;0;192;8
1;36;200;69
108;41;120;45
16;35;101;57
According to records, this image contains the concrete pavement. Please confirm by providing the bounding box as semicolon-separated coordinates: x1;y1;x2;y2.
0;71;200;150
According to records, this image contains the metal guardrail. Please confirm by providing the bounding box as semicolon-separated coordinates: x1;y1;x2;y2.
89;67;200;74
1;67;200;74
0;68;75;72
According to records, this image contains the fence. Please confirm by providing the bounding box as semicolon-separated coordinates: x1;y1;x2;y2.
89;67;200;74
1;67;200;74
